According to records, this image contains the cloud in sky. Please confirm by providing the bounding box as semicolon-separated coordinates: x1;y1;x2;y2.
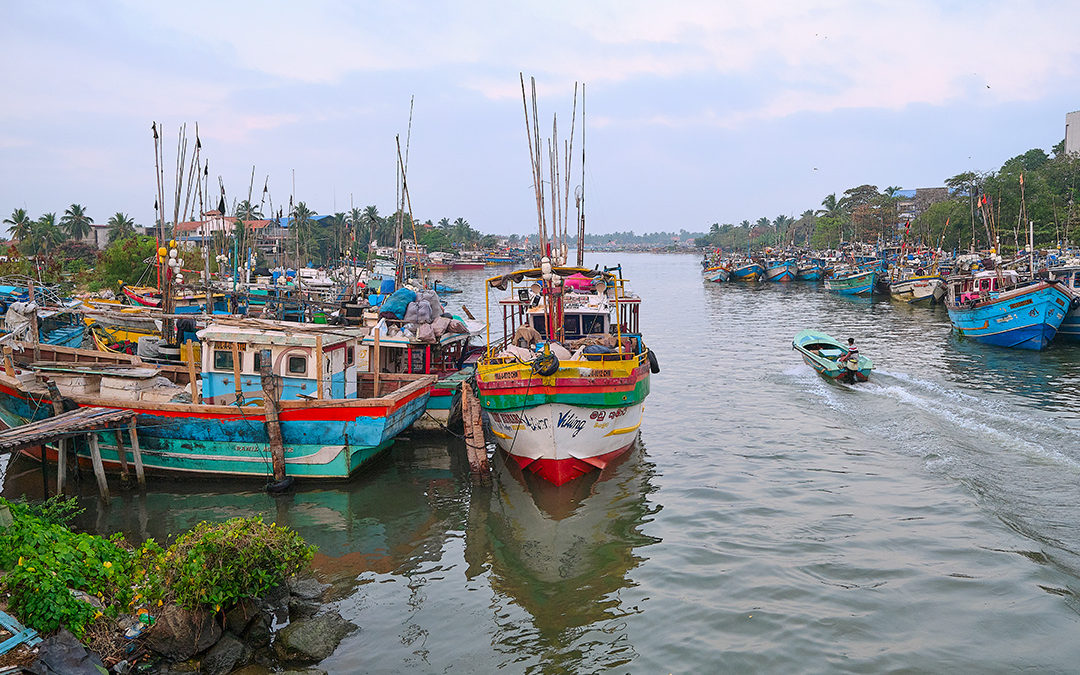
2;0;1079;235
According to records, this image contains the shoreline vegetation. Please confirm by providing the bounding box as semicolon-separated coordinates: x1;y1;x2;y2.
0;495;343;673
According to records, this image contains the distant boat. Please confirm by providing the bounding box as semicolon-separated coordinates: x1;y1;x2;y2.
824;268;876;296
763;259;797;282
792;329;872;382
889;271;946;304
945;269;1074;350
729;260;764;282
703;264;730;283
430;281;462;294
796;259;823;281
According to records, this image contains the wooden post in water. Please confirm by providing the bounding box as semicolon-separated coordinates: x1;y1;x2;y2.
461;382;489;478
231;341;243;404
315;335;324;399
113;429;130;485
127;418;145;488
28;282;40;364
258;349;286;482
373;328;381;397
88;433;110;502
185;340;200;403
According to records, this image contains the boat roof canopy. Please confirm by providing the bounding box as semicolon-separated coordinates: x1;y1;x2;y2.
486;266;613;290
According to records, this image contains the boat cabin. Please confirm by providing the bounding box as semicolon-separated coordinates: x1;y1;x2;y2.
1048;265;1080;291
947;270;1021;306
198;323;359;405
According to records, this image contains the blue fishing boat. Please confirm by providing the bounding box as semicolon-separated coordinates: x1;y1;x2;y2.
0;324;436;479
763;259;797;282
792;329;873;382
729;260;764;282
945;270;1075;350
823;268;876;296
796;259;823;281
703;264;730;283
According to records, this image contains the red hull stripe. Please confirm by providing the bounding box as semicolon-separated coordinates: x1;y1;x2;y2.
508;441;635;486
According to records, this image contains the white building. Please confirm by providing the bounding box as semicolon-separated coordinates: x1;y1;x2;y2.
1067;110;1080;156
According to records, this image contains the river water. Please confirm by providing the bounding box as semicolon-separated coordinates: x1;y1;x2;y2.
5;252;1080;673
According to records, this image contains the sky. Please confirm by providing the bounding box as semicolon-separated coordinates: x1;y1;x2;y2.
2;0;1080;238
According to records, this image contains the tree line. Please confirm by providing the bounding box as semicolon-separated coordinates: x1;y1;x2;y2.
696;139;1080;254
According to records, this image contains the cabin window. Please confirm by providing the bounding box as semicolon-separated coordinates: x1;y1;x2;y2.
252;351;263;373
580;314;605;335
287;355;308;375
214;350;233;371
531;315;547;337
346;347;354;366
563;315;581;336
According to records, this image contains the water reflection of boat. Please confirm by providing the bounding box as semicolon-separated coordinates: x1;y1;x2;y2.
464;445;659;671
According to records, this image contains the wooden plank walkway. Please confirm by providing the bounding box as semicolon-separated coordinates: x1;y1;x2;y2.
0;406;143;500
0;407;134;454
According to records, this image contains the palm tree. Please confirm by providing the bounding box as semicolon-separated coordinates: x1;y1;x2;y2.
817;193;844;220
234;200;263;221
106;212;137;243
289;202;316;262
3;208;33;242
61;203;94;241
25;213;64;257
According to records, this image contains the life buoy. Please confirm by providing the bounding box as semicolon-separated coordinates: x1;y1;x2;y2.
647;349;660;374
532;352;560;377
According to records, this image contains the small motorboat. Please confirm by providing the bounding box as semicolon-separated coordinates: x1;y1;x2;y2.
792;329;873;382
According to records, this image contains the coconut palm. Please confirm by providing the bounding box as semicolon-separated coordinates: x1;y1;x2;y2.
61;203;94;241
234;200;263;221
3;208;33;242
289;202;316;261
106;212;137;243
24;213;64;257
817;193;844;220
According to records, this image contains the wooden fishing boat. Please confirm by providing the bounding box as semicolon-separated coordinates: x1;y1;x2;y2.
889;272;946;304
476;265;654;486
792;329;872;382
120;284;162;308
824;267;876;296
703;264;730;283
796;259;823;281
945;270;1075;350
763;259;797;282
729;260;764;282
0;323;435;479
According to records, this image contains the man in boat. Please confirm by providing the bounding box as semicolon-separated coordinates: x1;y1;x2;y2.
839;337;859;383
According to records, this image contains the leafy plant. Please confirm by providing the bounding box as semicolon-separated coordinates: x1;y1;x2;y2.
158;517;314;611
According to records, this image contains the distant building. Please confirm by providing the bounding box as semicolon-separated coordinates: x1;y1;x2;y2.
81;223;110;250
892;187;947;226
1067;110;1080;156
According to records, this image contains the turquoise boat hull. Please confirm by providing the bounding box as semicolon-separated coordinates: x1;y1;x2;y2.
792;329;872;382
946;281;1071;350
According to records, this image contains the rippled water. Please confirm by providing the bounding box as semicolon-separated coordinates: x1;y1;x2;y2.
6;252;1080;673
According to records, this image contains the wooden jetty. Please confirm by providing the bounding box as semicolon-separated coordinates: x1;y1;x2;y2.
0;406;142;501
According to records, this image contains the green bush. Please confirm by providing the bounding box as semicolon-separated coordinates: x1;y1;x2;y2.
159;517;314;612
0;499;314;639
0;497;134;637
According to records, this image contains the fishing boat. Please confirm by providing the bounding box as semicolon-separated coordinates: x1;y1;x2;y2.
119;283;162;308
792;329;873;382
1048;263;1080;341
475;264;654;486
888;271;946;304
452;252;487;270
945;269;1075;350
0;321;435;479
703;263;730;283
729;259;764;282
762;258;797;282
796;259;823;281
823;267;877;296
